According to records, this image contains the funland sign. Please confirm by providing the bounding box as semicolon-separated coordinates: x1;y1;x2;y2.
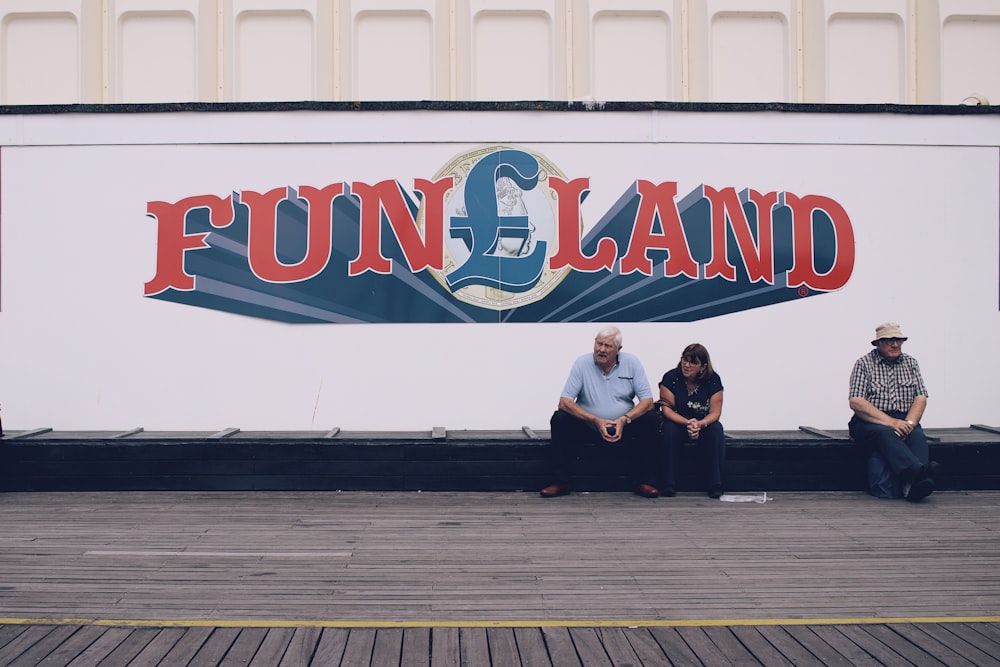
144;145;855;323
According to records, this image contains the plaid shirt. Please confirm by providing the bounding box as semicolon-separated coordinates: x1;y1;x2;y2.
849;349;928;413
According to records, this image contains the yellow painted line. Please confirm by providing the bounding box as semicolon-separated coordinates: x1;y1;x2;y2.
1;616;999;628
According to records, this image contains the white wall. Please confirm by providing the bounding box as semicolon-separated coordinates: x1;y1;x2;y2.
1;108;997;432
1;0;998;105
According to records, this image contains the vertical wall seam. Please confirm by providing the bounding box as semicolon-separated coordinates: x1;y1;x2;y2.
101;0;110;102
217;0;225;102
449;0;458;100
681;0;690;102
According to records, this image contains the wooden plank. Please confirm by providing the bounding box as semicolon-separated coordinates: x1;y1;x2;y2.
3;621;1000;666
0;625;69;665
861;624;948;666
618;628;670;666
539;627;581;667
126;627;187;667
511;627;552;666
218;627;268;667
887;623;980;667
798;426;837;438
807;625;882;666
310;628;349;665
566;628;612;666
486;627;520;667
400;627;430;667
430;627;460;667
187;627;241;667
10;427;52;439
246;628;292;667
832;625;914;667
458;627;490;666
701;626;761;665
780;625;856;666
96;627;161;666
154;626;214;666
111;427;144;439
209;428;241;440
0;625;30;650
673;627;734;666
34;626;107;666
595;627;642;665
371;628;404;666
762;626;857;666
971;424;1000;435
728;626;795;666
62;627;134;666
930;624;1000;665
339;628;376;666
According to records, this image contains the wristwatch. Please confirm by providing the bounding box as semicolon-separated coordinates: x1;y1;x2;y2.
624;415;632;424
906;420;914;426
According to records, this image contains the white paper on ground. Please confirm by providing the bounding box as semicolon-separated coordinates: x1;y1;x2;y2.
719;492;769;503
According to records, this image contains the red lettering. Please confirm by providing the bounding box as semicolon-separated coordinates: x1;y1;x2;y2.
703;186;775;284
144;194;233;295
548;177;616;272
620;180;698;278
241;184;343;283
784;192;855;290
348;178;452;275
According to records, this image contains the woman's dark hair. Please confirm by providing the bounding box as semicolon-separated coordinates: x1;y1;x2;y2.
675;343;715;384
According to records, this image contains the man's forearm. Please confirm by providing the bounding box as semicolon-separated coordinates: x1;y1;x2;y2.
849;397;894;426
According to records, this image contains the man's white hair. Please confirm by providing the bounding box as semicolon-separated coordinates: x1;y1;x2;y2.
595;326;622;348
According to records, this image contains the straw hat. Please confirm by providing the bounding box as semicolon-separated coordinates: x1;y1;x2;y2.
871;322;908;346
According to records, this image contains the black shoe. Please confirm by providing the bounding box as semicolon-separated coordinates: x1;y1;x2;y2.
708;486;723;499
904;474;934;502
661;485;676;497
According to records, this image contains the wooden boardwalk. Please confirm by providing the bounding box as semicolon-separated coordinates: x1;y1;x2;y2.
1;490;999;665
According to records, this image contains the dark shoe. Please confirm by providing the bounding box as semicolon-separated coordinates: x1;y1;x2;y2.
661;485;676;497
540;483;570;498
904;475;934;502
634;483;660;498
708;485;723;499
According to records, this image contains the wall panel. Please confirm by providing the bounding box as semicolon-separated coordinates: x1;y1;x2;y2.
117;12;196;102
690;0;796;103
350;0;447;101
464;0;564;100
823;0;909;103
0;2;994;106
0;0;99;104
939;1;1000;105
228;0;318;101
588;1;678;101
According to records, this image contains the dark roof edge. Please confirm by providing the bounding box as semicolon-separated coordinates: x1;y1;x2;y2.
0;100;998;116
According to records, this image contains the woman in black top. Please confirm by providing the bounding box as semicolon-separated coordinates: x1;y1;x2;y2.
658;343;726;498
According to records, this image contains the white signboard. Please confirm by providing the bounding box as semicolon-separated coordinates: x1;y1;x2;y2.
0;109;997;432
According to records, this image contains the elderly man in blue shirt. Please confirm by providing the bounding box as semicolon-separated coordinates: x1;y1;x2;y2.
848;322;934;502
540;326;660;498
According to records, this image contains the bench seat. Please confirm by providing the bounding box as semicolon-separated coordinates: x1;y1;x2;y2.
2;427;999;493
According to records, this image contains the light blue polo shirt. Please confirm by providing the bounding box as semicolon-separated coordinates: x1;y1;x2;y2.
560;351;653;421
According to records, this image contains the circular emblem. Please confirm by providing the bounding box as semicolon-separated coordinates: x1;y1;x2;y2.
423;145;574;311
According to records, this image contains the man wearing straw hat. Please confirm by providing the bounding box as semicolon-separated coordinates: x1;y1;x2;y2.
848;322;934;502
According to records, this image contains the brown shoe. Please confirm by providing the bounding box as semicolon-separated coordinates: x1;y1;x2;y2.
540;483;570;497
634;483;660;498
